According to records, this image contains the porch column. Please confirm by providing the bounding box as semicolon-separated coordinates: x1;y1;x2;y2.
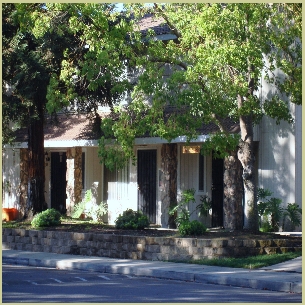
66;147;82;215
223;150;243;230
160;143;177;228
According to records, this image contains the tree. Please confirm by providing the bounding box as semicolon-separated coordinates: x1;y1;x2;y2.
2;3;132;218
98;3;301;231
3;3;56;217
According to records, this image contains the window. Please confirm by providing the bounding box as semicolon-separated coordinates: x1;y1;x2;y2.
82;152;85;189
198;153;205;192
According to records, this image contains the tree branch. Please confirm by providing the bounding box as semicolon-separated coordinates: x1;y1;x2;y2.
153;3;182;39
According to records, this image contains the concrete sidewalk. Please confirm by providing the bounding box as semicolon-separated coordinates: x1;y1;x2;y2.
2;249;302;294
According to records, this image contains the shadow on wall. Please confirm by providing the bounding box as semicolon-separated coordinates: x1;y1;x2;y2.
258;72;297;212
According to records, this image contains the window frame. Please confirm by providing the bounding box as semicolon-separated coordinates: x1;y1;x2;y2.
198;152;206;193
82;152;85;190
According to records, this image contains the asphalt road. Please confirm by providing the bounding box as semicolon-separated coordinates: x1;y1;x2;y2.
2;264;302;303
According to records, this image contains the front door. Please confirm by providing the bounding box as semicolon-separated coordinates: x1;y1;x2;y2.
51;152;67;214
211;157;224;227
137;150;157;223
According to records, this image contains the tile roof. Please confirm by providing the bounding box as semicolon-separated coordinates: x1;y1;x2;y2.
13;112;239;144
138;13;171;36
14;113;107;143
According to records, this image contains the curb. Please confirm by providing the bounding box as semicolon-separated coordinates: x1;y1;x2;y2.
2;255;301;294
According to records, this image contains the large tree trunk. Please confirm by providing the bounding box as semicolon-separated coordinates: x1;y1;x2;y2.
160;143;177;229
223;149;243;230
25;104;46;219
237;94;258;232
238;139;258;231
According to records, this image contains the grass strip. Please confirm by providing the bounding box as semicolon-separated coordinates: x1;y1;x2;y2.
180;251;302;269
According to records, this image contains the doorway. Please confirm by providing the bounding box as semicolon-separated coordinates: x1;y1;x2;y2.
51;152;67;214
137;150;157;223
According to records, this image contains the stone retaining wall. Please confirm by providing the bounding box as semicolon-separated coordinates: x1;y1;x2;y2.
2;229;301;261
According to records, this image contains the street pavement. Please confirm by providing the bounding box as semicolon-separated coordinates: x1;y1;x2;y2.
2;249;302;294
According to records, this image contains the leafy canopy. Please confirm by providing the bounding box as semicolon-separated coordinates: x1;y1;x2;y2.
2;3;134;144
98;3;301;169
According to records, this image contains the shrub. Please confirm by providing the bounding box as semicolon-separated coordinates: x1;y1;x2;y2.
178;220;206;236
257;188;302;232
260;219;273;232
169;189;195;227
86;202;108;222
72;190;108;222
170;189;212;228
115;209;149;230
71;200;87;219
31;208;61;228
283;203;302;230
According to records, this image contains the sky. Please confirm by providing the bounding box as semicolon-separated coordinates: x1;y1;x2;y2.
114;3;154;12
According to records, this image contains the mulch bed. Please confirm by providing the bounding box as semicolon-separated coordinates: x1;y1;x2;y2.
39;224;302;241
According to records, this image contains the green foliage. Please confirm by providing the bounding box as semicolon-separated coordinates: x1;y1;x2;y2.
257;188;273;199
263;96;294;125
185;251;302;269
86;203;108;222
257;189;284;232
169;189;212;228
31;208;61;228
98;137;136;171
170;189;210;233
257;188;302;232
2;220;32;229
72;190;107;222
115;209;150;230
3;3;132;215
99;3;300;174
259;220;274;233
178;220;207;236
197;194;212;217
169;189;196;227
283;203;302;230
201;133;240;159
72;200;87;219
3;3;133;145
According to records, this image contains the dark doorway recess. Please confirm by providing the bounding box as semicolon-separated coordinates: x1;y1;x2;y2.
211;157;224;227
51;152;67;214
137;150;157;223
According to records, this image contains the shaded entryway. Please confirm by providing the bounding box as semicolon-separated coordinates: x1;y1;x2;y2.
51;152;67;214
211;157;224;227
137;150;157;223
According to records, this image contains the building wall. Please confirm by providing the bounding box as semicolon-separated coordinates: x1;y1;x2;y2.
3;116;301;230
255;69;302;231
103;156;137;225
178;144;212;227
256;102;301;207
83;147;103;202
2;148;21;210
294;104;302;207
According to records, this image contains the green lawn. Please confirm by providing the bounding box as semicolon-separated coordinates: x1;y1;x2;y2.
180;251;302;269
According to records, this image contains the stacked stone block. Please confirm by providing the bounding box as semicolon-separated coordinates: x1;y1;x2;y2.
2;228;301;261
